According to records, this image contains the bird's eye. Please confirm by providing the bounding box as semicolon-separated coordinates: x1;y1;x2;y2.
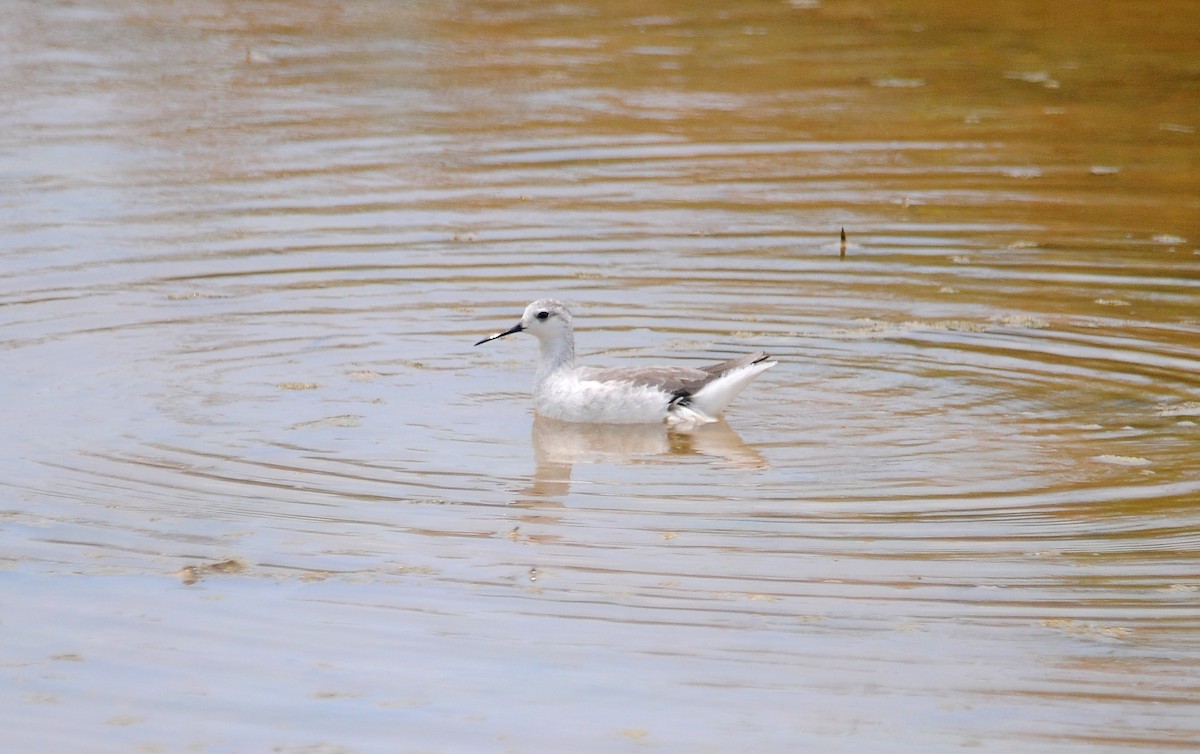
536;311;550;321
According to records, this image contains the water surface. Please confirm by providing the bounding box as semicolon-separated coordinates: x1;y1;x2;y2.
2;1;1199;752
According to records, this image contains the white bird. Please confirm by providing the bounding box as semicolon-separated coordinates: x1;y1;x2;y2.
475;299;776;426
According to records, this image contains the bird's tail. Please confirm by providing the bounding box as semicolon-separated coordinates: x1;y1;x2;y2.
678;353;776;422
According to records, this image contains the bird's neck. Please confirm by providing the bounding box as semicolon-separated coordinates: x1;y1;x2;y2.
535;333;575;385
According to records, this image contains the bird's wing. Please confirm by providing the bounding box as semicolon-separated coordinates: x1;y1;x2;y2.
698;351;771;377
583;365;709;396
584;352;772;400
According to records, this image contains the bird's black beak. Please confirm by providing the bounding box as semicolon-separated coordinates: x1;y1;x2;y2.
474;322;524;346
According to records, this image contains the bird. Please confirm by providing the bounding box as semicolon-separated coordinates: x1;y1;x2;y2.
475;299;775;426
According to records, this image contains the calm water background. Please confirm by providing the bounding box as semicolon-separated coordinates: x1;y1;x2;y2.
2;1;1199;752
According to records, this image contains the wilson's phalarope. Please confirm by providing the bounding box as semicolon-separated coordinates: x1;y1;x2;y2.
475;300;775;426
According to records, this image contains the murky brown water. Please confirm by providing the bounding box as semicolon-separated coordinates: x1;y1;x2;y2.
3;1;1199;751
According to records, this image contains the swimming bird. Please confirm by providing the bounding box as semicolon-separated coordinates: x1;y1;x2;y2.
475;299;776;425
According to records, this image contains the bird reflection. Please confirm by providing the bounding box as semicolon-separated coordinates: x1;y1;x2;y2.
515;415;767;505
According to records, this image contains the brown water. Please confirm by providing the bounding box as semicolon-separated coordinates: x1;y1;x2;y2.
2;1;1199;752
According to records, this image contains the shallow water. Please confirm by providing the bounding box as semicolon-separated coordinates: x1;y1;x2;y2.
2;1;1199;752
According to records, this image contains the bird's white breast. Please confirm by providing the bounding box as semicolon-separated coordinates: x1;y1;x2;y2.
535;369;673;424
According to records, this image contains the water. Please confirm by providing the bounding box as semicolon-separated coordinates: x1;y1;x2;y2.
2;1;1199;752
